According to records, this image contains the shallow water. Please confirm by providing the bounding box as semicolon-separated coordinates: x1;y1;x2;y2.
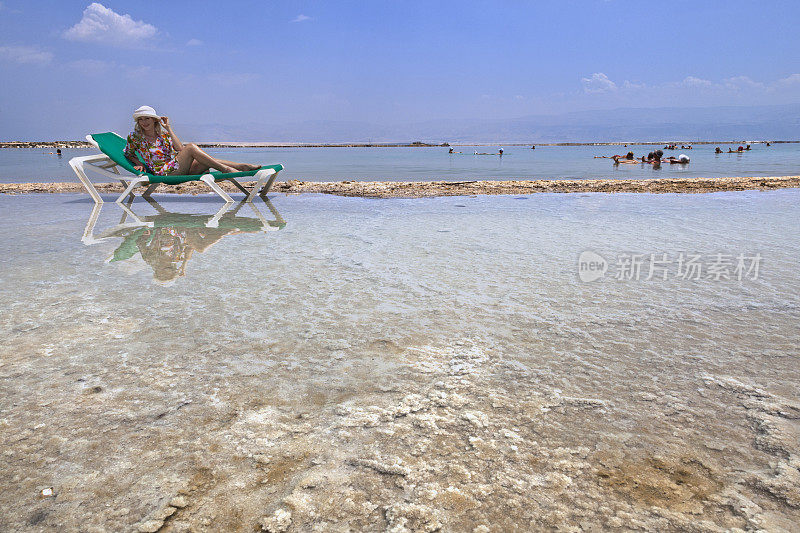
1;191;799;531
1;143;798;183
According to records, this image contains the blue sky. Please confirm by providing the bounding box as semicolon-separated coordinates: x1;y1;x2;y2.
1;0;799;139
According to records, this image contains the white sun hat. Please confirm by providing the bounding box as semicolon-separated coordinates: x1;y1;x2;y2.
133;105;160;119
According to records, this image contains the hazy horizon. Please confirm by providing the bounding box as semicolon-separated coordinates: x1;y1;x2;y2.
3;102;800;144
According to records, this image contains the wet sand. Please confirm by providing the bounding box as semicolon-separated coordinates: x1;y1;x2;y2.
1;175;799;198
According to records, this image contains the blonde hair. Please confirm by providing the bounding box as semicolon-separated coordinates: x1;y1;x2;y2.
134;118;162;136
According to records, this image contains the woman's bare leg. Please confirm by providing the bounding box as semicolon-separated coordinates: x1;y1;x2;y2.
173;144;237;174
188;160;211;174
217;159;260;171
187;159;260;175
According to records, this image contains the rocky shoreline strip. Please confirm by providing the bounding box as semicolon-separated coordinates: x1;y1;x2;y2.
0;141;92;149
1;176;798;198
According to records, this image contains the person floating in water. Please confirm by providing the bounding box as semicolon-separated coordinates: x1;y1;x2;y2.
612;151;638;165
448;147;462;154
715;147;723;153
599;151;635;161
766;142;771;146
639;150;663;167
498;148;503;156
531;145;536;149
665;154;690;164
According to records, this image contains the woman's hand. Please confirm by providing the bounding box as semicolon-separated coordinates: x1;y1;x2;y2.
133;164;145;173
160;116;171;131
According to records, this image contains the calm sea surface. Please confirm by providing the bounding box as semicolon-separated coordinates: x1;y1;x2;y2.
1;143;798;183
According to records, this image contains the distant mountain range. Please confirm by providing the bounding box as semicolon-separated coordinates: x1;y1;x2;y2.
180;103;800;144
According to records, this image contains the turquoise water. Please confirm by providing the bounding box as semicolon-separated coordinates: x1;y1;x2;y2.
1;191;799;530
1;143;798;183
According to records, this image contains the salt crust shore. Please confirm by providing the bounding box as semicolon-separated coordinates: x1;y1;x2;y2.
1;176;799;198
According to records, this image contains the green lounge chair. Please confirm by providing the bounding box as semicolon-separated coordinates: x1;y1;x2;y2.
69;132;283;204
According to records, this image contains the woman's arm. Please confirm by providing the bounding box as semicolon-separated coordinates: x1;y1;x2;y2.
126;155;145;172
160;116;183;151
123;135;146;172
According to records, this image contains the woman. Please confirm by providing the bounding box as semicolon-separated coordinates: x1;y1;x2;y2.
123;106;260;176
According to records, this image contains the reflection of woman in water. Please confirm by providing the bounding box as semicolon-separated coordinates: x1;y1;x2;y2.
126;225;238;282
110;210;266;282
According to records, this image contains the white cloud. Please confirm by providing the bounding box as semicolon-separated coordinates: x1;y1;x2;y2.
723;76;765;91
64;3;158;48
773;73;800;88
581;72;617;94
186;39;202;47
292;14;311;23
680;76;712;88
579;72;799;100
621;80;645;90
0;45;53;64
572;71;800;109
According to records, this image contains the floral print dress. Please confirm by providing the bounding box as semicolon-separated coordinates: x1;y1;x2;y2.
123;131;180;175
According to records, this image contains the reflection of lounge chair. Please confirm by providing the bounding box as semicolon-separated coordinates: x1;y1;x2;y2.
69;132;284;204
82;198;285;282
83;197;285;244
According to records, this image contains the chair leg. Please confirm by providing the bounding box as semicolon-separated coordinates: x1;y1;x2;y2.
227;178;250;196
115;177;149;203
69;157;103;204
259;170;279;197
142;183;160;199
207;203;234;228
200;175;234;202
262;197;286;228
81;203;104;243
246;169;277;202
